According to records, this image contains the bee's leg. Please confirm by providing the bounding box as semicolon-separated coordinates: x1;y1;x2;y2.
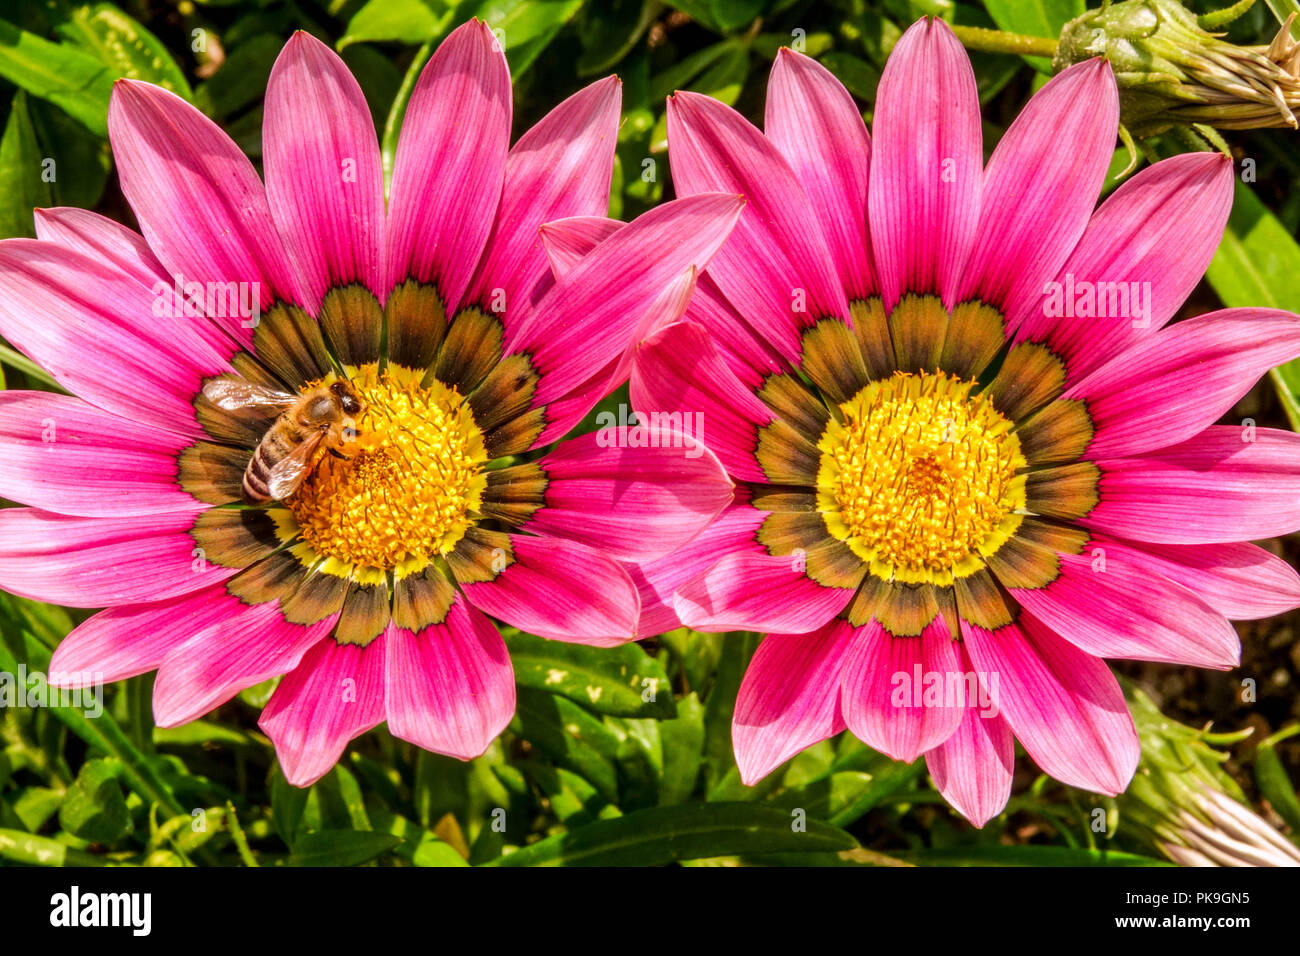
327;447;355;461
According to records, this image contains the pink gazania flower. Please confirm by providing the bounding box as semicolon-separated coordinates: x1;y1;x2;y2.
0;21;739;786
586;17;1300;825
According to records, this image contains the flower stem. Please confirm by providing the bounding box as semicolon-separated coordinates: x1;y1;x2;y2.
949;23;1059;59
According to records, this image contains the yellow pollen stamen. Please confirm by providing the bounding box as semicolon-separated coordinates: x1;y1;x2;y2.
816;371;1027;586
285;363;487;572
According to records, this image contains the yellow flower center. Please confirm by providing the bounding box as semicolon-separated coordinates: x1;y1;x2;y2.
286;364;487;573
817;371;1027;585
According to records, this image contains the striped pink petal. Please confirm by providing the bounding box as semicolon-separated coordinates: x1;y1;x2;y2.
384;597;514;760
48;583;245;687
868;16;982;309
526;431;733;562
385;19;510;310
960;59;1118;315
152;600;339;727
469;76;621;328
766;48;875;300
0;391;198;517
1015;152;1234;378
630;320;775;483
459;534;640;646
1069;309;1300;459
1087;426;1300;544
264;31;385;310
925;642;1014;828
0;508;232;607
667;90;847;362
108;80;304;341
260;635;387;787
733;619;854;785
963;616;1138;796
840;616;963;763
674;551;855;634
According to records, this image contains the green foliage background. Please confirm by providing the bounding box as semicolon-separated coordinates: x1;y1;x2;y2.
0;0;1298;866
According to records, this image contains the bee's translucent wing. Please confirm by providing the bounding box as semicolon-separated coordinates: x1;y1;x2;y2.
202;376;295;411
265;430;325;501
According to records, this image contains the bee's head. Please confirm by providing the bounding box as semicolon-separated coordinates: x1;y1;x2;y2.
329;380;363;416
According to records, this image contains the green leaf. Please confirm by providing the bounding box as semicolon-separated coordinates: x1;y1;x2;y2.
0;18;119;136
576;0;657;76
511;687;621;802
340;0;443;49
710;0;765;34
193;34;282;119
505;630;675;718
55;3;192;100
489;802;857;866
27;98;109;209
658;692;705;805
484;0;586;78
288;829;402;866
0;92;52;239
59;758;132;844
1254;736;1300;834
1204;180;1300;429
981;0;1082;72
817;51;880;102
271;766;310;846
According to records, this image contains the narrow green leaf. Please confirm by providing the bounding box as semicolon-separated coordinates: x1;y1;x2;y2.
0;92;52;239
1254;740;1300;834
490;802;857;866
288;829;402;866
897;845;1170;866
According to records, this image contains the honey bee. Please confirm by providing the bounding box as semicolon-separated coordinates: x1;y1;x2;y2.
202;376;364;504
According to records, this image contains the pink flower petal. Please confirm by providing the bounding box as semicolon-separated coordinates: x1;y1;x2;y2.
386;20;510;310
733;618;855;784
153;600;339;727
925;642;1014;827
48;583;245;687
959;59;1119;314
526;430;733;562
540;216;786;389
0;240;233;438
384;598;514;760
34;207;168;287
1008;546;1241;669
260;634;387;787
1099;538;1300;621
963;616;1138;796
630;320;775;482
840;617;963;763
667;90;847;362
766;48;875;300
1015;152;1234;379
469;76;621;327
0;391;198;517
1087;426;1300;544
868;17;982;309
0;508;232;607
108;80;304;344
1069;309;1300;459
514;193;744;423
626;488;768;636
674;550;855;634
264;32;385;310
460;534;640;646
